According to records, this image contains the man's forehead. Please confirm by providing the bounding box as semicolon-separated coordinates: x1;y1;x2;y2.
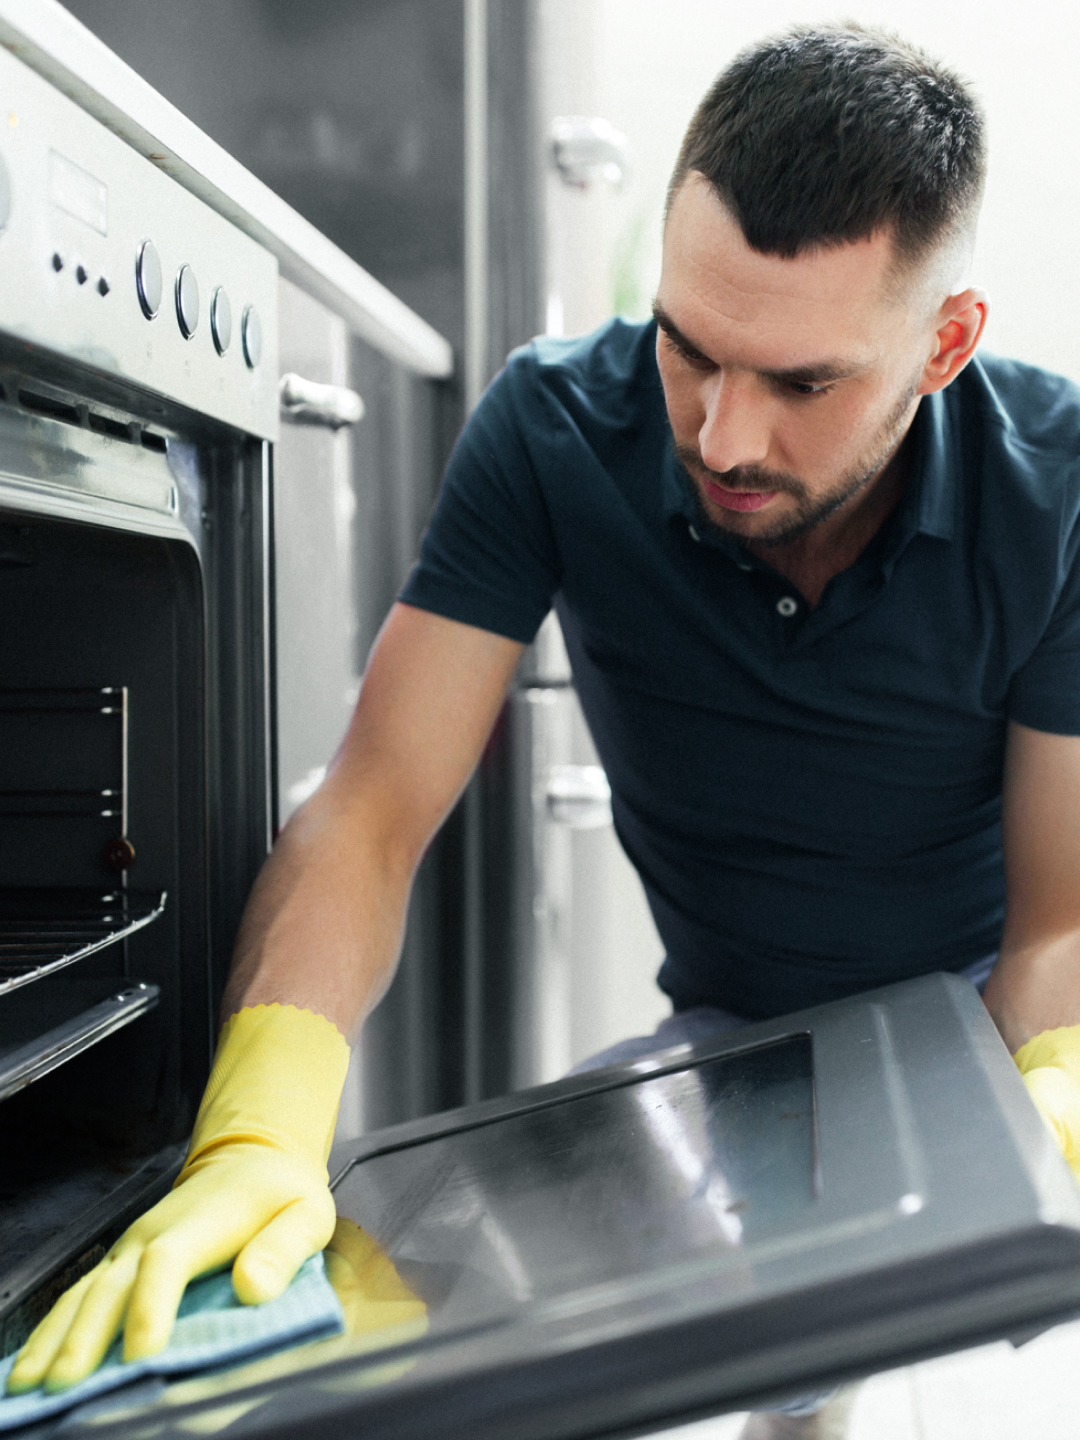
659;175;905;353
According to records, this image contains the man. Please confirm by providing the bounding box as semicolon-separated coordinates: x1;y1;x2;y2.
11;22;1080;1438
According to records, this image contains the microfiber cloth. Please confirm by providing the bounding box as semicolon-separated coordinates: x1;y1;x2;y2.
0;1253;345;1432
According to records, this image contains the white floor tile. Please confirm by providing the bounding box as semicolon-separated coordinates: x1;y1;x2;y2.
849;1366;921;1440
909;1340;1023;1440
644;1410;750;1439
629;1318;1080;1440
857;1318;1080;1440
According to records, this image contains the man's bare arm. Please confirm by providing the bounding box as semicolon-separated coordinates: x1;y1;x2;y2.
983;720;1080;1052
221;602;525;1037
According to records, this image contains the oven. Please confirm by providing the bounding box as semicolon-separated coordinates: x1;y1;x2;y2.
0;35;280;1354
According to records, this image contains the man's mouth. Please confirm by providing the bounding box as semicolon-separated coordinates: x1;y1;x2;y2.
702;476;779;513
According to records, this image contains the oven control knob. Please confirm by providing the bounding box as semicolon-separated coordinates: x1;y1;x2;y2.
210;285;231;355
0;150;10;233
175;264;200;339
242;304;262;369
136;239;162;318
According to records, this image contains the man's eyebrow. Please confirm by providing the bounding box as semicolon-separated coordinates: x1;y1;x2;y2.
652;301;865;384
763;359;865;385
652;302;711;360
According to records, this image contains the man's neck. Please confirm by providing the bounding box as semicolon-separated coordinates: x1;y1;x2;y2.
745;430;915;609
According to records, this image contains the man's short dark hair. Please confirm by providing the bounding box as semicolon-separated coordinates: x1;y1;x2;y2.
668;25;985;270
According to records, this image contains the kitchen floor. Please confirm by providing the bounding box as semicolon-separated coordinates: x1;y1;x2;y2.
650;1317;1080;1439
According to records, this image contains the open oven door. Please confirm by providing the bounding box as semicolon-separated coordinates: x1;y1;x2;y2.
25;971;1080;1440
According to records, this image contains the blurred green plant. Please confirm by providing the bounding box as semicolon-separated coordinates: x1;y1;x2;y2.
610;199;658;320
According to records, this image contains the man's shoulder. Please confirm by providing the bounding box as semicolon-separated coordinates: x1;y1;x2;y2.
964;352;1080;464
501;318;663;428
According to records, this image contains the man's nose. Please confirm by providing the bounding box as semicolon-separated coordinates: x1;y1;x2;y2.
698;373;771;474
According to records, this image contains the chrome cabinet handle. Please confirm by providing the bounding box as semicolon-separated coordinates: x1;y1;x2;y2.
550;117;630;190
546;764;612;829
278;373;365;429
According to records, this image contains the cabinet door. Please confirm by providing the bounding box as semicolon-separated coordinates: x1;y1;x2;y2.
508;666;668;1087
273;278;362;828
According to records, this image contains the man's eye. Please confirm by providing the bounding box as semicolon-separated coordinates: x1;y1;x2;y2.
665;334;712;368
787;380;834;398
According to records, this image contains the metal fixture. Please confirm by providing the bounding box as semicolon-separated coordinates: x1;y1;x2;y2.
0;889;165;993
278;371;364;429
545;763;612;829
0;982;159;1100
135;238;161;319
242;303;262;369
210;285;231;355
550;115;631;190
174;263;199;339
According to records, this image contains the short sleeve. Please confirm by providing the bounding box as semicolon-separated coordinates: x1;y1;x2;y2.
399;353;562;644
1008;510;1080;735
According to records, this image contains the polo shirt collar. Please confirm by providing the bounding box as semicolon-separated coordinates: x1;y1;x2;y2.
910;386;956;542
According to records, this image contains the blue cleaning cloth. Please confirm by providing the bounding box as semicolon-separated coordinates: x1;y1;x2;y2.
0;1253;345;1432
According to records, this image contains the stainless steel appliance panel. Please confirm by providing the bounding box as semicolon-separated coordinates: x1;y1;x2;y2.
273;279;361;826
0;46;278;441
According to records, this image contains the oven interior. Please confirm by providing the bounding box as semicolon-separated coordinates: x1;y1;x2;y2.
0;346;271;1355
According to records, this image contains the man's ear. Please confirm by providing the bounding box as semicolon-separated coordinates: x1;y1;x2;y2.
918;287;989;395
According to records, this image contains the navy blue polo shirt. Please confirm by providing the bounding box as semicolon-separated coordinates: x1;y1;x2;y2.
400;319;1080;1019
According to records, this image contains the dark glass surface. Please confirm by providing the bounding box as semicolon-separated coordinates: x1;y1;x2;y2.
335;1036;816;1341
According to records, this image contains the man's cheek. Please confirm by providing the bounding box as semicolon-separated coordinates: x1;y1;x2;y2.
659;376;704;442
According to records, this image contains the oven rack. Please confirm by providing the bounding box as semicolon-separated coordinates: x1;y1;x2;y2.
0;979;160;1102
0;888;166;995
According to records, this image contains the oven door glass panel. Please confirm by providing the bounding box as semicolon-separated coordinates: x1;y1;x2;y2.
338;1035;816;1341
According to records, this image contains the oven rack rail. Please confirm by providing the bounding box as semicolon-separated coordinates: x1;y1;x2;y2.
0;889;166;995
0;981;160;1102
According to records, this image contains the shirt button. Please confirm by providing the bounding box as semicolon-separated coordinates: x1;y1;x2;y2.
737;561;753;572
688;524;701;542
776;596;799;617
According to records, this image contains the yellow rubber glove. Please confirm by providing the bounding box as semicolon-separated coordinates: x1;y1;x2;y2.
1014;1024;1080;1182
323;1217;428;1338
150;1219;429;1409
7;1004;350;1395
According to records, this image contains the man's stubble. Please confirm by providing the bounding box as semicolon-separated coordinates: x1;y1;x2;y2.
674;373;923;548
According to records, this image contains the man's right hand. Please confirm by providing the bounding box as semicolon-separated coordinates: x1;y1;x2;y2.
8;1005;350;1394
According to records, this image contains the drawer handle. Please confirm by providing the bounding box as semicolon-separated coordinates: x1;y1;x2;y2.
279;373;365;429
546;765;612;829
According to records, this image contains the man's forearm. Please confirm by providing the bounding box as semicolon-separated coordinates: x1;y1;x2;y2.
220;606;525;1036
982;932;1080;1053
220;776;417;1039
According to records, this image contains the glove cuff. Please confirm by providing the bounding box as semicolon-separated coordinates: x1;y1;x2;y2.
187;1004;351;1171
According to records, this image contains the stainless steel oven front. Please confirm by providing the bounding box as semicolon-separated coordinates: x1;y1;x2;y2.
0;41;278;1352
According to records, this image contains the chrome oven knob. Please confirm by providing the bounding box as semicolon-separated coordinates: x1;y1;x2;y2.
242;304;262;369
175;264;199;339
135;238;162;319
210;286;231;355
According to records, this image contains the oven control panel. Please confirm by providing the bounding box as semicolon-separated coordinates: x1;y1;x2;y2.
0;46;278;442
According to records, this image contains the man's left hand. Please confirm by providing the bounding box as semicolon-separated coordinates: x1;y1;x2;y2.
1015;1025;1080;1181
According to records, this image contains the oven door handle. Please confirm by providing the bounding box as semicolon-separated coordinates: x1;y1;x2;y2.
278;373;366;429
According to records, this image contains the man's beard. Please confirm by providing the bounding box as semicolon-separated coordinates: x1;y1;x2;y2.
675;379;921;548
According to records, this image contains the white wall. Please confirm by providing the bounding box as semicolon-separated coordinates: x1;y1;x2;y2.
540;0;1080;384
